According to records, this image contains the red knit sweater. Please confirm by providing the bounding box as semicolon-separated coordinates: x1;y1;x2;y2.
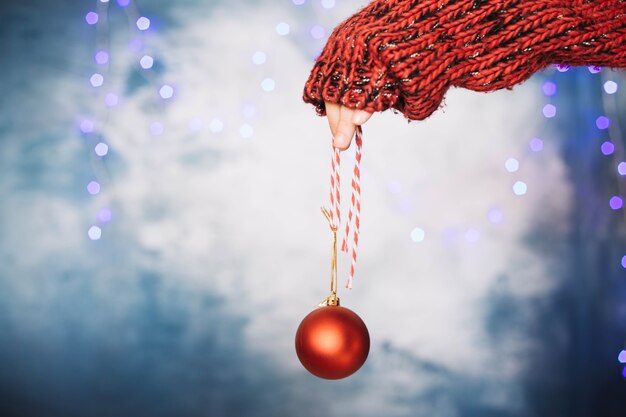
303;0;626;121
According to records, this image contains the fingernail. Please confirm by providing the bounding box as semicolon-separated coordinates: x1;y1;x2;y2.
334;133;346;148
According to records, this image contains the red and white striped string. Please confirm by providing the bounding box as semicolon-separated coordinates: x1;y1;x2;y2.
329;127;363;289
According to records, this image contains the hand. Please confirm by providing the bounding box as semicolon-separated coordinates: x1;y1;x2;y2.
325;101;373;150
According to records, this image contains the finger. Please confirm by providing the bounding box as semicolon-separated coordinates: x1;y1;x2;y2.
325;102;341;138
352;109;373;126
334;105;357;150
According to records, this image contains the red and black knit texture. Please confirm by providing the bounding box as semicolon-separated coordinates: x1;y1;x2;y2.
303;0;626;121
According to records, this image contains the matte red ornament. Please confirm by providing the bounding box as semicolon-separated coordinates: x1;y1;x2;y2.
295;305;370;380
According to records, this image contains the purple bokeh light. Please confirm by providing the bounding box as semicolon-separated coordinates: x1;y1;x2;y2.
542;104;556;118
188;118;203;131
310;25;326;39
98;208;113;223
618;162;626;176
85;12;99;25
95;50;109;65
621;255;626;269
596;116;610;130
242;104;257;119
128;38;143;52
292;0;305;4
555;64;570;72
105;93;119;107
609;196;623;210
529;137;544;152
321;0;336;8
150;122;164;135
87;181;101;195
542;81;557;97
80;119;95;134
488;208;503;224
601;141;615;156
588;66;601;74
117;0;130;7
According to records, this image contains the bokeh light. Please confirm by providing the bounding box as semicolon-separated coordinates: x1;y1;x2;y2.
596;116;610;130
104;93;119;107
140;55;154;69
136;16;150;31
188;117;203;132
117;0;130;7
98;208;112;223
505;157;519;172
80;119;95;134
239;124;254;138
87;181;101;195
529;137;544;152
85;12;99;25
261;78;275;92
619;350;626;363
95;50;109;65
588;66;601;74
292;0;306;4
159;85;174;99
465;228;480;243
410;227;425;243
542;104;556;118
603;80;619;95
542;81;557;96
87;225;102;240
555;64;570;72
601;141;615;155
242;104;257;119
252;51;266;65
310;25;326;39
150;122;164;135
488;208;503;224
275;22;290;36
621;255;626;269
513;181;527;196
90;73;104;87
321;0;336;8
128;38;143;53
94;142;109;156
617;162;626;176
209;118;224;133
609;196;623;210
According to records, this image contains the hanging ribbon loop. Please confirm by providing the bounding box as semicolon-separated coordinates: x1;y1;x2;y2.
327;127;363;289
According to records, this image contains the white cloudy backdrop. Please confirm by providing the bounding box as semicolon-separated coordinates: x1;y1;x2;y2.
0;1;576;416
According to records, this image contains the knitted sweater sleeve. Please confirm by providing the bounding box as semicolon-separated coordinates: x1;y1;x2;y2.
303;0;626;121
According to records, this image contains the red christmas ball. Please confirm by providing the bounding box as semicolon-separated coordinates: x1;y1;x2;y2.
295;305;370;379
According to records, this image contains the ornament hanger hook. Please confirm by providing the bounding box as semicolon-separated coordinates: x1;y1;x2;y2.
319;207;339;307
